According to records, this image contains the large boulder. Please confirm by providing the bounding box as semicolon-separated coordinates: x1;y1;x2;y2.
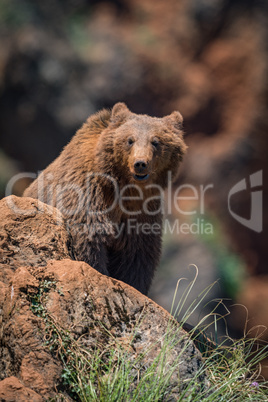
0;196;208;400
0;195;70;270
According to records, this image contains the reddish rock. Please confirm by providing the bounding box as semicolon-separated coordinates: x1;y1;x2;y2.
0;196;208;399
0;195;70;270
0;377;43;402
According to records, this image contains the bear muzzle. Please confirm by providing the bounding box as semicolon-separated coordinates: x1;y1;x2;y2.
133;160;150;181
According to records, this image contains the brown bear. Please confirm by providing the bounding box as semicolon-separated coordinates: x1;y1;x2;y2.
23;103;187;294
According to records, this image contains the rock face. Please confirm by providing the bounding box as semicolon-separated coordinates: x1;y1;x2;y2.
0;195;71;270
0;196;207;400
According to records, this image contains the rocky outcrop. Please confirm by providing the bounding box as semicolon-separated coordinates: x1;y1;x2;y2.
0;377;43;402
0;195;70;270
0;196;208;400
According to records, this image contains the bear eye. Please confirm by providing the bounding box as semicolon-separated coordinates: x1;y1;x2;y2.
128;138;134;146
152;139;159;148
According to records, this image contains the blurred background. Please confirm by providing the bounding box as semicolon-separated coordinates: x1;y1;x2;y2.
0;0;267;374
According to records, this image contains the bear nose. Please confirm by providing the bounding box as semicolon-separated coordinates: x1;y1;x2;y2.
134;160;148;173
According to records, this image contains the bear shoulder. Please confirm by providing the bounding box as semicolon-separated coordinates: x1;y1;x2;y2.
73;108;112;143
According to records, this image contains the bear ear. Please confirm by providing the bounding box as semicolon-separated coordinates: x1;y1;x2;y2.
111;102;131;125
165;111;183;131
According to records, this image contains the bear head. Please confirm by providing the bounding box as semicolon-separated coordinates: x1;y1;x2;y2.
96;102;187;189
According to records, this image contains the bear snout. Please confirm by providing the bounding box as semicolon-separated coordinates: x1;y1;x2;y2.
134;160;148;174
132;160;150;182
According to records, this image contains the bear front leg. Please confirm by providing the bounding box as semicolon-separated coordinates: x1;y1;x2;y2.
67;218;111;276
129;253;158;295
72;234;110;276
83;238;110;276
129;233;162;295
108;233;162;295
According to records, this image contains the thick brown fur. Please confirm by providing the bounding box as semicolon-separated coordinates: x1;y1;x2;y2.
23;103;187;294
